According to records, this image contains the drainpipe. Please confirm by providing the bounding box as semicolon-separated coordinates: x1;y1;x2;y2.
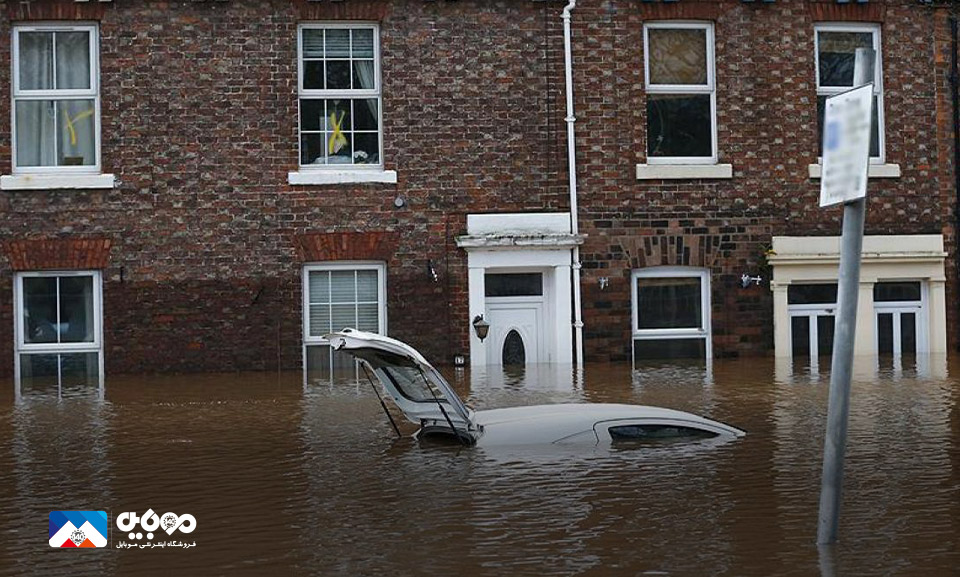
951;17;960;351
562;0;584;365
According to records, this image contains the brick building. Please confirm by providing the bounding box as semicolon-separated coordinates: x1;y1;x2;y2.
0;0;956;393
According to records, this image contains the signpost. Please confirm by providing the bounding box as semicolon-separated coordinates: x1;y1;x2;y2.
817;48;875;546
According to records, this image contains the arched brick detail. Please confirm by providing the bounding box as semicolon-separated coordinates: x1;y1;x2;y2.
808;2;885;23
5;238;112;271
7;1;109;21
617;234;722;270
296;0;390;22
295;231;399;263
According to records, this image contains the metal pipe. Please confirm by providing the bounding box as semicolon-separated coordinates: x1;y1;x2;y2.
817;48;875;546
950;17;960;351
561;0;584;365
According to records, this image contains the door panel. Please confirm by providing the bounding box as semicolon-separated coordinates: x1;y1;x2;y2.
486;302;542;365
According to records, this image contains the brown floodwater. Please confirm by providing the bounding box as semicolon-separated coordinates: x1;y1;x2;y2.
0;356;958;576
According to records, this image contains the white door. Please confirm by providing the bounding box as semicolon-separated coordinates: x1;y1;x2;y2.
486;299;543;365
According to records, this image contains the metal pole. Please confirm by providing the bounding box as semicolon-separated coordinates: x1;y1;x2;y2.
817;48;875;546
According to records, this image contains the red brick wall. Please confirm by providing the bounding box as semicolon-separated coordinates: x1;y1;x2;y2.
572;0;954;360
0;0;568;375
0;0;953;374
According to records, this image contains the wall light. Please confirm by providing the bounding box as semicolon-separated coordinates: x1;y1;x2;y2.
472;315;490;342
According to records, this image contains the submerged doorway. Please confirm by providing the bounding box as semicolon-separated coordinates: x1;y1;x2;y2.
485;272;545;365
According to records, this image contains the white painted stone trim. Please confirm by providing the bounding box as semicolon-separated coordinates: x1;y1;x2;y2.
1;173;115;191
288;170;398;185
636;163;733;180
807;163;901;179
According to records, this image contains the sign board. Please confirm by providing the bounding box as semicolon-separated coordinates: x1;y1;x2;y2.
819;83;874;208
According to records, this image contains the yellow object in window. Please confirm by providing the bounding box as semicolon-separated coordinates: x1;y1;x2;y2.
64;108;95;146
328;110;347;155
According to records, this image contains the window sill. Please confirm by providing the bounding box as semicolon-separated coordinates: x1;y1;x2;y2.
288;169;398;186
1;173;116;191
636;164;733;180
808;163;901;179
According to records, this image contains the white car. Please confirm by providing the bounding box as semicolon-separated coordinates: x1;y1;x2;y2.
325;329;746;447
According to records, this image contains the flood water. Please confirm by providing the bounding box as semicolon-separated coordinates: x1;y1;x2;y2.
0;356;958;576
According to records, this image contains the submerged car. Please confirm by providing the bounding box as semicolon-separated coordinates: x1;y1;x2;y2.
325;329;745;447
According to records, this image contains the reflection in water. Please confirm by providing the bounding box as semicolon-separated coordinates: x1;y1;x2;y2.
0;358;958;576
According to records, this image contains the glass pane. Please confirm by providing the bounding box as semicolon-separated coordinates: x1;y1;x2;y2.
302;29;324;59
817;315;835;358
326;60;351;90
59;276;94;343
15;100;57;167
647;94;712;158
502;330;526;365
874;282;921;302
818;95;880;158
788;284;838;305
19;354;60;397
300;99;324;132
609;424;717;442
325;29;350;58
55;31;91;90
791;316;810;356
309;304;331;337
485;273;543;297
647;28;708;85
331;304;356;331
633;338;706;361
19;31;54;90
303;61;324;90
877;313;893;354
353;61;376;90
356;270;378;301
354;99;379;131
59;352;99;398
309;271;330;303
305;345;332;384
901;313;917;354
636;276;702;329
356;304;379;332
327;131;352;164
818;31;874;88
301;133;324;165
330;271;355;303
57;99;96;166
23;277;58;344
352;29;374;59
354;133;379;165
324;100;352;132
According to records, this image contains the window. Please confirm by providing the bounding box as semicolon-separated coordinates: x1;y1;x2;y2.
874;281;925;360
12;24;100;173
631;267;712;361
298;23;381;169
643;22;716;164
787;283;837;363
815;23;883;162
14;271;103;397
302;263;386;382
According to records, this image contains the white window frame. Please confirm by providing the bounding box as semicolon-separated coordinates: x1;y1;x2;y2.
296;22;383;172
874;280;928;356
643;21;717;165
13;270;104;397
814;22;884;164
631;266;712;360
11;23;101;175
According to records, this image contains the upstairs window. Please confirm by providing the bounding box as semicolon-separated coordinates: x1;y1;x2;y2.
12;24;100;172
643;22;716;164
298;23;382;168
815;23;883;162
